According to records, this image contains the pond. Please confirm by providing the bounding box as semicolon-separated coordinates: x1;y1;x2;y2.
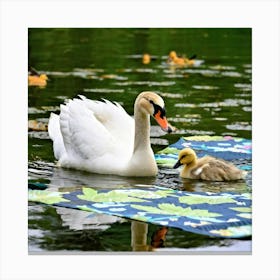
28;28;252;253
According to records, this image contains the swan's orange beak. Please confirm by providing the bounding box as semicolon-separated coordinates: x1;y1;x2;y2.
154;111;173;133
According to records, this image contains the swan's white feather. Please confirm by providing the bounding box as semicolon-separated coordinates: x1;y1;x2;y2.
48;96;135;173
48;112;66;160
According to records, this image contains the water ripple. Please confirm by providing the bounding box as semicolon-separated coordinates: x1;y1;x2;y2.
226;122;252;131
115;81;176;87
83;88;124;93
175;98;251;108
192;85;219;90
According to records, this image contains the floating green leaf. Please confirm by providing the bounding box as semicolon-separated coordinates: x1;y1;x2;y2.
184;135;225;141
155;158;176;165
131;215;149;222
131;203;221;218
179;195;237;205
230;207;251;213
210;225;252;237
240;193;252;200
237;213;252;219
77;205;97;212
120;190;161;199
156;147;180;155
77;187;146;203
28;189;69;204
154;189;176;198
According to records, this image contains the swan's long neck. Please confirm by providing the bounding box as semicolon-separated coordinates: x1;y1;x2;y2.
124;94;158;176
133;109;151;153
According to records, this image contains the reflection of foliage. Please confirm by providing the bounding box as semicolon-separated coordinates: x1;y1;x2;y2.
131;203;221;218
179;195;237;205
28;190;69;204
77;187;146;203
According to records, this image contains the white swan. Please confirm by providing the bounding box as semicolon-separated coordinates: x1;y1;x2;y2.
48;91;172;177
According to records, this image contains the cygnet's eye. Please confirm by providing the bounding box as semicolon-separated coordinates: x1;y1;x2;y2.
180;155;186;160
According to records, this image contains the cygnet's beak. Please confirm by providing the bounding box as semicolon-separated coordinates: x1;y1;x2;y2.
173;160;182;169
154;112;173;133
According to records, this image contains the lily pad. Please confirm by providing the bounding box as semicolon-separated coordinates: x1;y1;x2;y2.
28;190;69;204
230;207;251;213
131;203;221;218
77;187;147;203
179;195;237;205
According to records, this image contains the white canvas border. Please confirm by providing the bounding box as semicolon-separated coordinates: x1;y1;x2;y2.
1;0;280;279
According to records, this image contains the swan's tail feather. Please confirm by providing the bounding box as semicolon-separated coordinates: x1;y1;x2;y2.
48;113;66;160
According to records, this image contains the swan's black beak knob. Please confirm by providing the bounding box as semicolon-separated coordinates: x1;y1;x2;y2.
167;126;173;133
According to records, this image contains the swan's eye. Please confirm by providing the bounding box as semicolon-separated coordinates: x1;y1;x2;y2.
149;100;166;118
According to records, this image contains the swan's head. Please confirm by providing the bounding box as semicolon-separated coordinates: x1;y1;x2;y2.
136;91;173;133
173;148;197;168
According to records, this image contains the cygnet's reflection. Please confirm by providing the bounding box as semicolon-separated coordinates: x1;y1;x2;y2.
179;177;250;193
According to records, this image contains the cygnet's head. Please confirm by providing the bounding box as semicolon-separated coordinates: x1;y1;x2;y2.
169;51;177;60
173;148;197;169
39;74;48;80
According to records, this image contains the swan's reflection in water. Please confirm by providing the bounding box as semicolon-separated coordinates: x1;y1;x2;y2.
48;166;157;191
131;221;149;251
131;221;168;251
55;207;122;231
48;165;251;193
53;208;166;252
47;167;166;251
29;163;251;252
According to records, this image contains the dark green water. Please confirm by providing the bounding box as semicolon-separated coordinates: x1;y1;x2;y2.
28;28;252;253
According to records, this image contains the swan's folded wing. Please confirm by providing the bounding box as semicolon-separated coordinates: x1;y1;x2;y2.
59;97;134;161
78;96;134;148
59;100;112;160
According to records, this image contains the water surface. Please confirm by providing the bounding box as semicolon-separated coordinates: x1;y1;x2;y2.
28;28;252;253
